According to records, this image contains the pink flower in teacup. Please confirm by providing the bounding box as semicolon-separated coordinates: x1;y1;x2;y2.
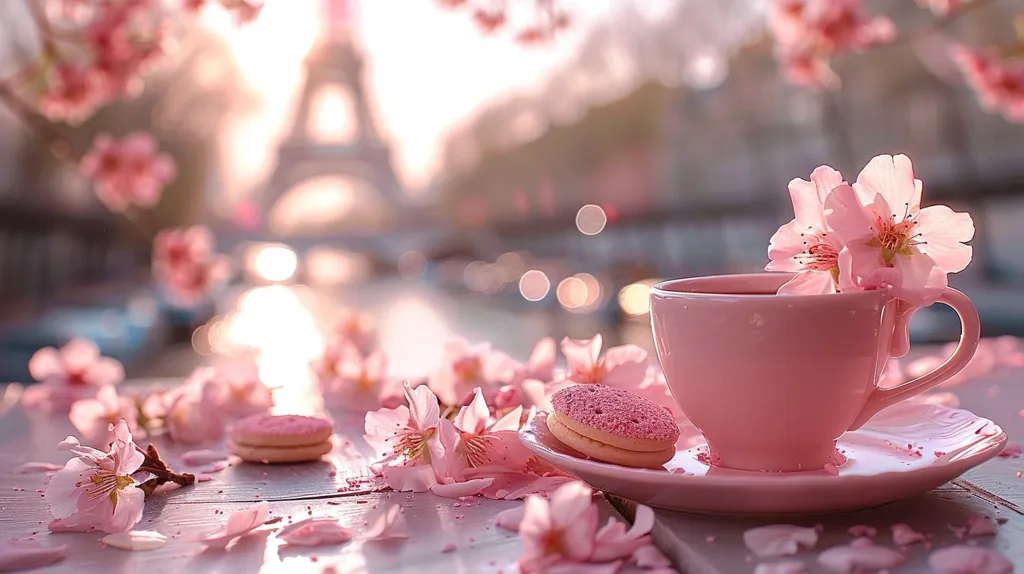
438;388;531;481
560;335;648;389
518;481;599;573
45;420;145;533
766;165;846;295
364;382;444;490
69;385;138;447
824;154;974;306
24;338;125;410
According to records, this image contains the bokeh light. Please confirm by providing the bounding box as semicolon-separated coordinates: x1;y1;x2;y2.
574;272;603;310
252;244;298;282
397;250;428;280
683;48;728;90
575;204;608;235
519;269;551;301
618;279;661;317
556;276;588;310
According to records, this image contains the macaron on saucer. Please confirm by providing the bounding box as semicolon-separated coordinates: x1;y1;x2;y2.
520;401;1006;515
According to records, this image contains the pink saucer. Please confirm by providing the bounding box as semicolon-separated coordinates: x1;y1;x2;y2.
519;402;1006;515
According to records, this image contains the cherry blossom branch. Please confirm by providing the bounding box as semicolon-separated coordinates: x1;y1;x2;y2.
24;0;58;56
136;443;196;497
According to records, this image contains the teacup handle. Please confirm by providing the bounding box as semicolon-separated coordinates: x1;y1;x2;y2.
849;288;981;430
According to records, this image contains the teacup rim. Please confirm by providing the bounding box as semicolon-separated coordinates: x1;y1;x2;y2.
651;273;886;302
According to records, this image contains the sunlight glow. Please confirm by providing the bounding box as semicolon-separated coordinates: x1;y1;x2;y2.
252;245;298;282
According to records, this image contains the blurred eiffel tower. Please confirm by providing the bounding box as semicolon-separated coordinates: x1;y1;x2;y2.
257;0;405;231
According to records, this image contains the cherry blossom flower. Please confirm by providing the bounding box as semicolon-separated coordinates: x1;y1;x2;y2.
24;338;124;410
324;344;395;411
817;539;906;572
38;64;106;125
152;226;214;284
0;540;67;571
429;339;519;406
164;368;225;445
518;481;599;572
69;385;138;447
928;545;1012;574
212;363;273;420
590;504;655;562
766;166;846;295
768;0;894;89
188;502;270;548
364;382;444;491
161;255;231;308
824;154;974;306
951;45;1024;123
332;309;377;353
361;505;409;540
743;525;819;557
278;517;353;547
85;5;166;99
80;132;176;212
45;420;145;533
438;388;531;481
560;335;648;389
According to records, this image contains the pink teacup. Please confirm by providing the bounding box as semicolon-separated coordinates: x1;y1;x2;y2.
649;273;981;473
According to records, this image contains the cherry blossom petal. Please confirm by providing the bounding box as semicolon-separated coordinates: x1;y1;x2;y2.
0;540;67;571
361;505;408;540
181;450;230;467
928;545;1012;574
891;250;947;306
429;478;494;498
406;383;440;431
526;337;556;382
966;516;997;536
188;502;270;548
490;405;524;433
14;461;64;474
823;184;875;245
453;389;489;435
28;347;63;381
754;561;808;574
592;504;655;561
743;525;819;557
818;542;906;573
913;204;975;273
495;506;525;531
997;442;1021;458
602;345;649;387
561;335;601;372
85;357;125;387
633;544;672;568
777;270;836;295
767;220;811;271
278;518;353;547
382;464;436;492
891;523;926;546
854;154;920;212
101;530;168;551
61;338;101;374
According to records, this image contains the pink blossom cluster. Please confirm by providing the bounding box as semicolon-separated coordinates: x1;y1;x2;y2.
28;0;261;125
361;333;680;499
766;153;974;306
767;0;895;89
313;309;393;410
79;132;176;212
22;337;125;411
152;225;231;307
497;481;676;573
435;0;570;45
951;45;1024;123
